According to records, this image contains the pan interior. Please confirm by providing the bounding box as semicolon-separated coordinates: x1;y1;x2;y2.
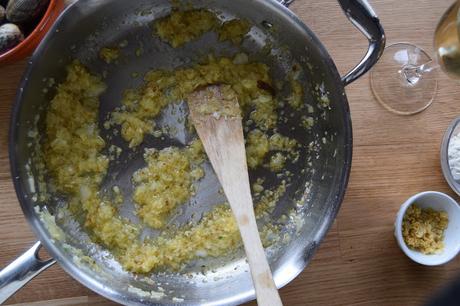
13;0;350;304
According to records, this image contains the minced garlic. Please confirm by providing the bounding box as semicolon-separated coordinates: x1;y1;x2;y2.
108;54;282;152
132;141;204;228
217;19;251;44
402;204;449;254
99;47;120;64
43;9;308;273
154;9;219;47
154;9;251;47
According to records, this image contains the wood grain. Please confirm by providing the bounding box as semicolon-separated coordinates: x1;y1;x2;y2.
1;0;460;305
188;86;281;306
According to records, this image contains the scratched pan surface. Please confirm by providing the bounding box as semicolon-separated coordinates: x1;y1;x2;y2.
10;0;351;305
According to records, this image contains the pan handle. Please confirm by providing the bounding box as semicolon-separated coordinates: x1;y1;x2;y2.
277;0;385;86
0;242;56;304
337;0;385;86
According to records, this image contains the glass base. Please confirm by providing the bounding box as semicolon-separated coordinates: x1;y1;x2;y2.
370;43;438;115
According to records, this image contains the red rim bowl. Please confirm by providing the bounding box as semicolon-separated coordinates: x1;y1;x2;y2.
0;0;65;65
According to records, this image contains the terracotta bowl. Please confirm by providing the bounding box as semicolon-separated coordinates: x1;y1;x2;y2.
0;0;65;65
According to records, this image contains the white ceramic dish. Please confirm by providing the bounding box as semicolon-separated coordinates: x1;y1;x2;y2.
440;116;460;196
394;191;460;266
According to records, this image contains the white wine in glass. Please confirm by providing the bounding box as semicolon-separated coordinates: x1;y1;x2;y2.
370;0;460;115
435;1;460;78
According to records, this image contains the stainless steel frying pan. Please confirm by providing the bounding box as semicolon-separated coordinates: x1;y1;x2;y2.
2;0;384;305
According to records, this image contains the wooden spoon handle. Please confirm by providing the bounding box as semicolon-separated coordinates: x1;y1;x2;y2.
188;86;282;305
236;203;283;306
222;153;282;306
194;119;282;306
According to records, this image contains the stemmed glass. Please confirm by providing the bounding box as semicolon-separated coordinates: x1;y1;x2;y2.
370;1;460;115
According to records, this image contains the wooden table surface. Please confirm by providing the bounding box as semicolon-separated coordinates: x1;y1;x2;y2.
1;0;460;305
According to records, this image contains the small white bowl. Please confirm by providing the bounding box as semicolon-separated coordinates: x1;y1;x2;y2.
394;191;460;266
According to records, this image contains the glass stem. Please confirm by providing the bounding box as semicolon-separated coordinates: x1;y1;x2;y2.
401;60;439;86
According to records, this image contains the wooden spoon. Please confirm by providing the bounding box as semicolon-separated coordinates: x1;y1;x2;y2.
188;85;282;306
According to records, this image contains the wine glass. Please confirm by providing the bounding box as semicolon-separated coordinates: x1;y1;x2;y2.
370;0;460;115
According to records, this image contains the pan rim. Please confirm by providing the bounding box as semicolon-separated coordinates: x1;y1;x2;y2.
8;0;352;305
